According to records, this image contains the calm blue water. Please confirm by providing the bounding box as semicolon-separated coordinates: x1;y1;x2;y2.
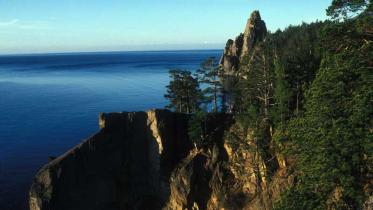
0;50;222;210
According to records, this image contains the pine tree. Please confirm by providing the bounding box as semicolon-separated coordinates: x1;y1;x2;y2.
164;69;202;114
272;57;291;127
196;57;223;112
327;0;372;19
241;42;274;119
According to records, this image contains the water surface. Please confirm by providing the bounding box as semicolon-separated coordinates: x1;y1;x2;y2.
0;50;221;210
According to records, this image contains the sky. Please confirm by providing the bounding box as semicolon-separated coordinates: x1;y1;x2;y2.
0;0;331;54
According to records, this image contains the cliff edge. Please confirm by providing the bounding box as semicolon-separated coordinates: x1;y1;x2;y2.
29;110;192;210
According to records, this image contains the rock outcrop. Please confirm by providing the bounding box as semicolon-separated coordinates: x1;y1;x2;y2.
240;11;267;60
29;110;192;210
164;114;234;210
219;11;267;112
30;109;294;210
220;10;267;74
164;116;294;210
220;35;242;75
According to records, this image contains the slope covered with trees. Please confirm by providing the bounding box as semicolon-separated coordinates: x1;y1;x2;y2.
164;0;372;209
274;2;373;208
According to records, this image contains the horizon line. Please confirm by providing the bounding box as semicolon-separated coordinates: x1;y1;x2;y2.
0;48;224;57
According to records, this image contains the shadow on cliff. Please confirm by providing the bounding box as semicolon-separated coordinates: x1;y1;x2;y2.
164;113;236;210
29;110;193;210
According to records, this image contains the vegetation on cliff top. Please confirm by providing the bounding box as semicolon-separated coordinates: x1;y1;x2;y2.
164;0;372;208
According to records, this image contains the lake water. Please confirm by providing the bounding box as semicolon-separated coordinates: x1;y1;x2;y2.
0;50;222;210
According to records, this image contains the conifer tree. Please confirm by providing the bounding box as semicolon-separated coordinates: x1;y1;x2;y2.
164;69;201;114
327;0;372;19
272;57;291;127
241;42;274;119
196;57;223;112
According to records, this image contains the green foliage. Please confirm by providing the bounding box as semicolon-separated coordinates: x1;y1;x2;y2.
326;0;372;19
271;22;323;116
274;13;373;209
164;69;202;114
272;57;291;128
234;21;323;118
235;41;275;118
188;109;208;147
227;2;372;208
196;57;224;112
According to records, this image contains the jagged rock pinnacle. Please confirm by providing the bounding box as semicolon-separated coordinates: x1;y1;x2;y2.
220;10;267;74
240;10;267;60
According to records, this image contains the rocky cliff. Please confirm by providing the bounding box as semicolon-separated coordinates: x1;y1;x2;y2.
30;110;294;210
29;110;192;210
163;117;295;210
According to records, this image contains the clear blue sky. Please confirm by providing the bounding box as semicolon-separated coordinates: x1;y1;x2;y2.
0;0;331;54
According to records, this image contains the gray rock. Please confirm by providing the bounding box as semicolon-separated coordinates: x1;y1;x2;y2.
219;10;267;75
240;10;267;61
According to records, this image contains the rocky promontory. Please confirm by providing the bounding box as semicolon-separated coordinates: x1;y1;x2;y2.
30;109;294;210
29;110;191;210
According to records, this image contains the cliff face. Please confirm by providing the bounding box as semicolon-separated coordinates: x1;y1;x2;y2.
30;110;293;210
29;110;192;210
164;117;293;210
